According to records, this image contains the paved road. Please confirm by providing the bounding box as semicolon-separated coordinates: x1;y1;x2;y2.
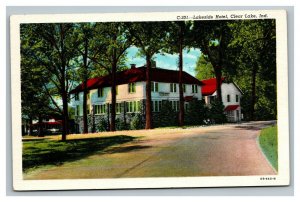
24;121;277;179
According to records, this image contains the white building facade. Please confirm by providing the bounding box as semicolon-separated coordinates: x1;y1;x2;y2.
202;78;243;122
70;66;203;133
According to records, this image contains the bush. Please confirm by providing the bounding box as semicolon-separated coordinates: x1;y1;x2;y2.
157;100;178;127
130;113;144;130
185;99;208;125
116;118;128;131
209;99;227;124
96;118;108;132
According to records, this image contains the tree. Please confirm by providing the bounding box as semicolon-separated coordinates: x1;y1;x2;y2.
192;21;233;102
165;21;193;126
20;39;52;136
227;19;276;120
20;23;80;141
194;54;215;80
75;23;96;133
89;22;132;131
128;22;169;129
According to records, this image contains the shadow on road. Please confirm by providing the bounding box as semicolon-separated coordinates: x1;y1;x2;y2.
105;145;152;154
234;121;276;131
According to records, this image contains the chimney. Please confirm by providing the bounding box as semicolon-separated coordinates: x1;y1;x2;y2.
130;64;136;69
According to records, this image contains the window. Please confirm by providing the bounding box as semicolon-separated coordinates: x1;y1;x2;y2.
192;85;198;93
116;103;122;114
75;93;79;101
94;104;107;115
126;101;140;113
227;94;231;102
151;82;159;92
170;83;177;93
171;100;179;111
128;83;136;93
183;84;186;93
87;91;90;100
98;88;103;97
76;105;80;116
236;95;239;102
152;100;162;112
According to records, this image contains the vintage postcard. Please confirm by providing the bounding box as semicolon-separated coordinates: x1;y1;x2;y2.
10;10;289;190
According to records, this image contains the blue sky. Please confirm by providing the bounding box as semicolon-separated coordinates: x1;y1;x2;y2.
125;46;202;77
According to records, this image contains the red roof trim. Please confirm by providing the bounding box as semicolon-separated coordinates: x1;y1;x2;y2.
70;67;203;94
224;105;239;111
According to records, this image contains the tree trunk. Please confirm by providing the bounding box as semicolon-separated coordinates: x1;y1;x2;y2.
178;23;184;127
250;66;257;121
83;80;88;134
37;116;43;137
110;61;117;131
145;56;153;129
29;117;33;135
62;90;69;141
215;67;222;102
82;37;89;134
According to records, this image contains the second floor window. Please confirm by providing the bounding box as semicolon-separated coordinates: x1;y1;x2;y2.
75;92;79;101
151;82;159;92
128;83;136;93
192;85;198;93
170;83;177;93
227;94;231;102
98;88;103;97
236;95;239;102
183;84;186;93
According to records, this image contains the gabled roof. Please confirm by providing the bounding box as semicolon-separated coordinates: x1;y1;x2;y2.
201;77;225;96
70;66;203;94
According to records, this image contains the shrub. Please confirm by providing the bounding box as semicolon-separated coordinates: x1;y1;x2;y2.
209;99;227;124
185;99;208;125
96;118;108;132
157;100;177;127
130;113;144;130
116;118;128;131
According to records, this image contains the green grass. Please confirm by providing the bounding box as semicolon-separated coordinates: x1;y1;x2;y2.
259;125;278;171
23;135;135;172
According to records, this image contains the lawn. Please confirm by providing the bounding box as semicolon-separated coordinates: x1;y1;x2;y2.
23;135;135;172
259;125;278;171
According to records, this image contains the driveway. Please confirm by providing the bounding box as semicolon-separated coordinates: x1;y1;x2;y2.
24;121;277;179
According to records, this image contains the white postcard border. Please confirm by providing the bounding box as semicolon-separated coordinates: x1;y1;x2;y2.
10;10;289;190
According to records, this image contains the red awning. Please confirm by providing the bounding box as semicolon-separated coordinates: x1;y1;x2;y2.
224;105;239;111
